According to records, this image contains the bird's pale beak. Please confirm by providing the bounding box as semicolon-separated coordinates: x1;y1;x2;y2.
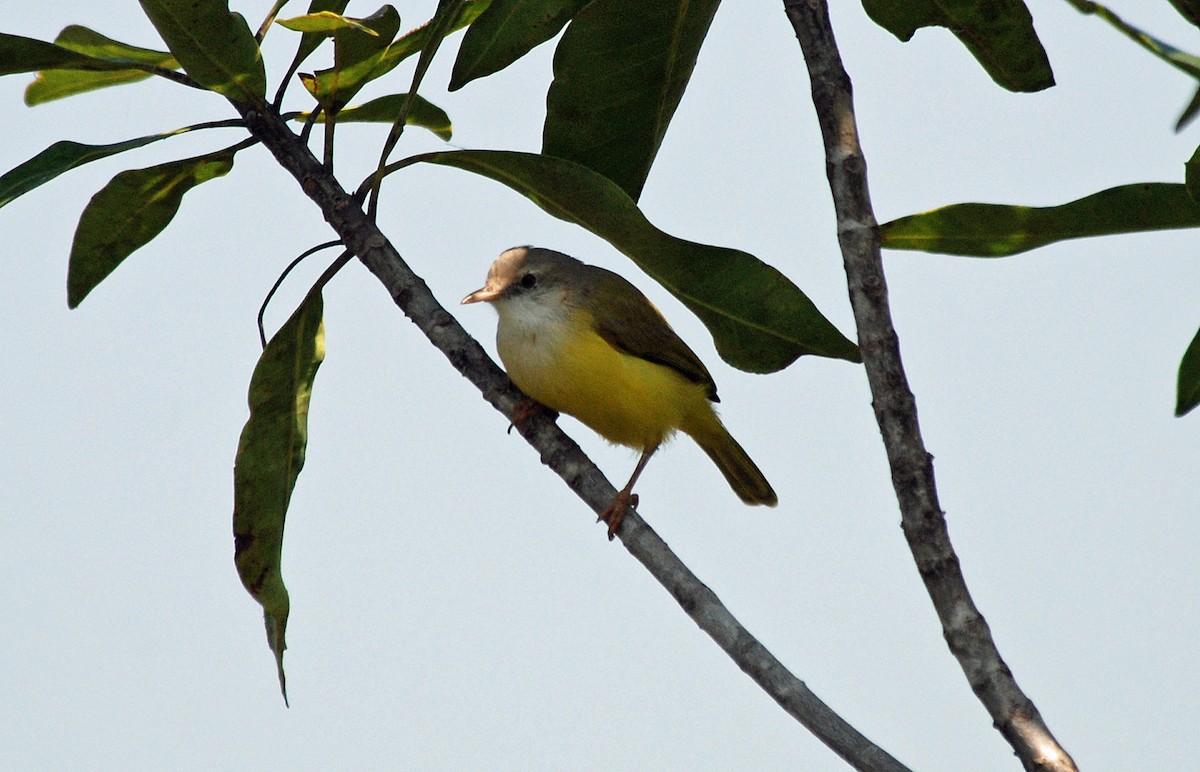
461;285;500;304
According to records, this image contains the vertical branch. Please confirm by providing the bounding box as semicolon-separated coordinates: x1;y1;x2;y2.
780;2;1077;770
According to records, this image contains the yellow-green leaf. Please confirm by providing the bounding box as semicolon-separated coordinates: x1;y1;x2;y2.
293;92;452;139
233;290;326;705
25;26;179;105
278;10;379;35
306;5;400;112
68;146;239;308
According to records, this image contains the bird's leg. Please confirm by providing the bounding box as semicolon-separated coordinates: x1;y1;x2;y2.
507;398;558;434
598;444;658;541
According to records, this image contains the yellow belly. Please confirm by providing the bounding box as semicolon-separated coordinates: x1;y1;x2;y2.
497;311;712;450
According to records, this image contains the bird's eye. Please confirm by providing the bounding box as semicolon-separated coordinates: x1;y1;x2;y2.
519;272;538;289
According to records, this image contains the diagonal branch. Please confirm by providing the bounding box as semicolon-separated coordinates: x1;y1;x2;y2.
234;101;908;771
780;2;1077;770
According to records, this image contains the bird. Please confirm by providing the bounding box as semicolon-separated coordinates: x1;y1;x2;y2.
462;246;777;539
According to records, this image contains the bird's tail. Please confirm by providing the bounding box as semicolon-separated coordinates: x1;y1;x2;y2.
682;411;777;506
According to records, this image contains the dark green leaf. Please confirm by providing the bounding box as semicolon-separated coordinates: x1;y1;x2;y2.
542;0;720;201
234;290;326;706
0;32;157;75
304;5;400;112
68;146;239;307
138;0;267;102
294;92;452;139
1177;85;1200;132
449;0;588;90
861;0;1054;92
25;26;179;105
1176;326;1200;416
414;149;860;370
0;129;191;209
1068;0;1200;81
1186;146;1200;201
1168;0;1200;28
367;0;489;81
881;183;1200;257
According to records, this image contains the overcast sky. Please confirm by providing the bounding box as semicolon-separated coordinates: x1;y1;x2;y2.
3;2;1198;770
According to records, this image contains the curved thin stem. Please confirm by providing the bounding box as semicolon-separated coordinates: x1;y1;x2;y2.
780;2;1076;770
257;240;344;348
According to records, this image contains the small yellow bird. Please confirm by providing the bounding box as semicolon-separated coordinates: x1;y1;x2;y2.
462;246;777;539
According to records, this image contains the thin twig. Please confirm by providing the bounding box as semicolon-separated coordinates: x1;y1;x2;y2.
257;240;344;348
233;101;910;772
780;2;1077;770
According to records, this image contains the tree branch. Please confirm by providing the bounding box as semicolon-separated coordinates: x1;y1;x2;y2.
780;2;1077;770
234;101;908;772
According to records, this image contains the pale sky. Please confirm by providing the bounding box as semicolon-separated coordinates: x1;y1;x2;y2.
3;2;1198;770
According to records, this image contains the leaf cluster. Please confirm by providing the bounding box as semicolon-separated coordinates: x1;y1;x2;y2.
1;0;1198;710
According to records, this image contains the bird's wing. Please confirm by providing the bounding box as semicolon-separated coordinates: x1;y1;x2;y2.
587;269;720;403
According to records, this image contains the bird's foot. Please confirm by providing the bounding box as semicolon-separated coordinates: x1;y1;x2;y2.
597;491;638;541
507;398;557;434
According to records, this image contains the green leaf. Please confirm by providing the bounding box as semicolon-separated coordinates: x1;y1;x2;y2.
278;10;379;35
367;0;489;81
0;129;192;209
880;183;1200;257
303;5;401;112
542;0;720;201
1177;85;1200;132
449;0;588;90
0;32;160;75
294;92;452;139
25;26;179;105
413;149;860;370
1177;326;1200;416
861;0;1054;92
234;290;326;706
1168;0;1200;28
138;0;267;102
283;0;352;77
68;145;239;308
1186;146;1200;202
1067;0;1200;81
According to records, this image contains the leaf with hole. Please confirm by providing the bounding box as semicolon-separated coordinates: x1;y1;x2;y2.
234;289;326;705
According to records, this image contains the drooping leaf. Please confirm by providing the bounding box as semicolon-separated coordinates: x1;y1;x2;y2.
278;10;379;35
303;5;400;112
0;32;159;75
67;145;240;307
542;0;720;201
25;26;179;105
1176;326;1200;416
413;149;860;370
861;0;1054;93
880;183;1200;257
294;93;452;139
233;290;326;706
138;0;267;102
0;129;191;209
367;0;489;81
449;0;588;90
